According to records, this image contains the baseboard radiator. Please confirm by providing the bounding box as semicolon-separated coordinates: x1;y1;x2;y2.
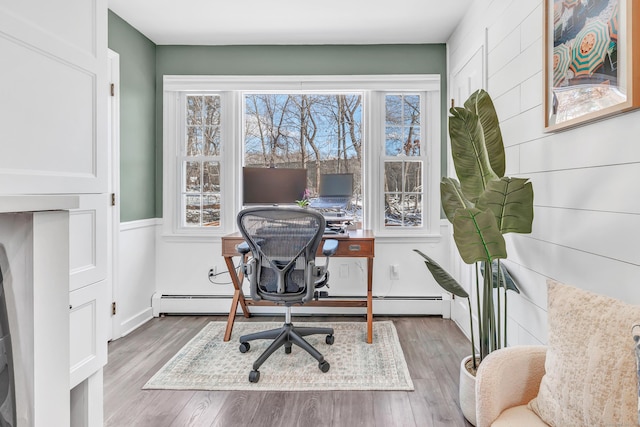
151;292;448;318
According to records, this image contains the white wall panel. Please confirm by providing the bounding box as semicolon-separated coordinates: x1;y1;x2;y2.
530;207;639;265
503;145;522;176
487;27;520;73
448;0;492;71
3;0;95;54
520;5;543;50
488;42;542;98
487;0;539;52
531;164;640;213
0;38;94;174
0;0;107;194
493;86;521;120
513;321;545;346
520;112;640;173
500;106;546;146
507;289;549;344
520;71;542;112
448;0;640;348
505;235;640;303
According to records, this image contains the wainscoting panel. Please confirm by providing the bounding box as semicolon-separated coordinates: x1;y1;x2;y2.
70;280;107;388
69;194;108;292
117;219;159;337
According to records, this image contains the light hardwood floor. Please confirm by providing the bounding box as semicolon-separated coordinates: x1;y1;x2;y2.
104;315;473;427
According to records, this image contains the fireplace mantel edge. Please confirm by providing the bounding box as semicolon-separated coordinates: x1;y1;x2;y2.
0;195;79;213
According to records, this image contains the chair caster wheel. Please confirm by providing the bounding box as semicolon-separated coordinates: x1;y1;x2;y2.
239;342;250;353
319;361;330;373
325;335;334;345
285;345;292;354
249;370;260;383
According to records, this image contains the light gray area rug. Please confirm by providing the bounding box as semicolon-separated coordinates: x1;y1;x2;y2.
143;321;414;391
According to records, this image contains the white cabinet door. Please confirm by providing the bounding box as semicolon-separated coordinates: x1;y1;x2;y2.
70;280;108;389
69;194;109;292
0;0;108;194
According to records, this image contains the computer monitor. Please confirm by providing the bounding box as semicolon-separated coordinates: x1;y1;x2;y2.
242;167;307;205
310;173;354;209
319;173;353;197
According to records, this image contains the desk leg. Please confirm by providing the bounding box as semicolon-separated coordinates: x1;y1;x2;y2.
223;255;250;341
367;256;373;344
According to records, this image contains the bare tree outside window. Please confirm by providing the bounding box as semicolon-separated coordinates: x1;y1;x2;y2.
178;91;427;229
183;95;221;227
244;93;363;220
384;94;424;227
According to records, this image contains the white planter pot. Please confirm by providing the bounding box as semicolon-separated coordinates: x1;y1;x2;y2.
459;355;477;426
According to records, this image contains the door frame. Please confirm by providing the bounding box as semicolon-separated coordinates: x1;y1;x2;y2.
107;49;121;340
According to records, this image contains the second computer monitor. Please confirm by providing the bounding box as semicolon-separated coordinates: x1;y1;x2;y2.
309;173;353;209
319;173;353;198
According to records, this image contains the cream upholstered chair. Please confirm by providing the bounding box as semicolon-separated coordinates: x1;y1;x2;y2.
475;280;640;427
475;346;548;427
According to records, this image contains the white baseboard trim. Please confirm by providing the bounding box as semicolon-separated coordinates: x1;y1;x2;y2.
120;307;154;337
151;292;447;317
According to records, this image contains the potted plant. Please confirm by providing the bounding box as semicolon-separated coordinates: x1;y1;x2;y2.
295;189;311;208
414;89;534;425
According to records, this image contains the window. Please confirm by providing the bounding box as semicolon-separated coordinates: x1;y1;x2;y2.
244;93;362;221
182;95;222;227
163;75;440;238
383;94;424;227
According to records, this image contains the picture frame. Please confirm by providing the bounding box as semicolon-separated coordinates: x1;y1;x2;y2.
544;0;640;131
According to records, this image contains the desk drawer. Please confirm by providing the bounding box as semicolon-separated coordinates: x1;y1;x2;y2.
334;240;374;257
222;238;243;257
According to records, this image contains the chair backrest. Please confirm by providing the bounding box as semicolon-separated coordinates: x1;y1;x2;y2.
237;207;326;304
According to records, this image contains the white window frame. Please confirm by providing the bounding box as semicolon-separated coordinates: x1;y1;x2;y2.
372;90;440;237
163;75;441;240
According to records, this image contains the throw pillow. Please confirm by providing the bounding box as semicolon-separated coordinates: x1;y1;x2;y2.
528;280;640;426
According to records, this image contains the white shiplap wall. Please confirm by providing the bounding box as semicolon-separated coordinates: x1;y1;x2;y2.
447;0;640;346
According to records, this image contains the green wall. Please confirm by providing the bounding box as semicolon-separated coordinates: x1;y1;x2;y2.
108;12;449;221
108;11;157;221
155;44;448;215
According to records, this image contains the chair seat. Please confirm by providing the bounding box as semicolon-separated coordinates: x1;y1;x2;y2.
492;405;549;427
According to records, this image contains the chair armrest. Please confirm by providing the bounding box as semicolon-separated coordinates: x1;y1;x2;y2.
322;239;339;257
476;345;547;427
236;241;250;255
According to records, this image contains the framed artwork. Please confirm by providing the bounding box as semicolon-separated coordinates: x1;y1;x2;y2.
544;0;640;131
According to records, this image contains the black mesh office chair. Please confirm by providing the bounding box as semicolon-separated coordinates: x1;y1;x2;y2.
236;206;338;383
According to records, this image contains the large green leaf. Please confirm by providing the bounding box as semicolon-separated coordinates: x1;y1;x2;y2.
476;177;534;234
481;260;520;293
464;90;505;178
441;177;473;223
448;107;498;203
452;208;507;264
413;249;469;298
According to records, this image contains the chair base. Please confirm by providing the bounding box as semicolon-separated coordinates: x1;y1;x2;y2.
239;322;334;382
